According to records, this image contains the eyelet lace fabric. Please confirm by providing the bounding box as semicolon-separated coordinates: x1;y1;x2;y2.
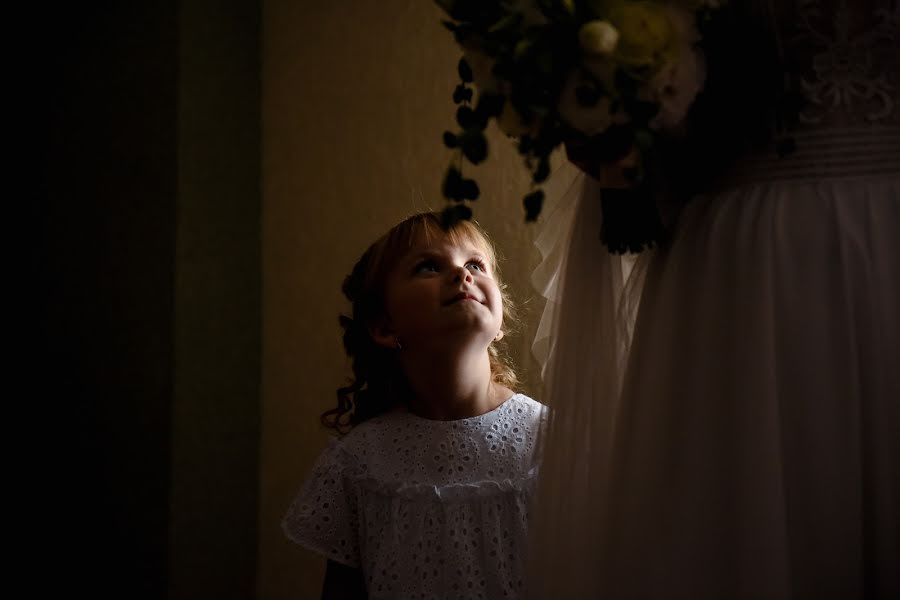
283;394;545;600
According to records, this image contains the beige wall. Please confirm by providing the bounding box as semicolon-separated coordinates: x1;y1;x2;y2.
260;1;546;597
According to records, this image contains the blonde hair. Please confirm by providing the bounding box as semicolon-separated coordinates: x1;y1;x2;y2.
322;212;519;433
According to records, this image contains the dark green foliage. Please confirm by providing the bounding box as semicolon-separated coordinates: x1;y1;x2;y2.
443;166;480;202
523;190;544;222
441;203;474;227
457;57;474;83
433;0;722;251
456;105;477;129
534;156;551;183
442;166;465;201
443;131;459;149
600;185;665;254
460;131;488;164
453;84;474;104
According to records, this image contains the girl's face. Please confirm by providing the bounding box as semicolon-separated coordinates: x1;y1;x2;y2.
376;233;503;353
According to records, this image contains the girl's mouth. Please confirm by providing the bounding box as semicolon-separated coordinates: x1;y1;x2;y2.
446;292;480;305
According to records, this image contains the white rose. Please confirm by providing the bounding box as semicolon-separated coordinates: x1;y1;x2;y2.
644;5;705;130
578;20;620;56
646;46;705;130
558;70;619;136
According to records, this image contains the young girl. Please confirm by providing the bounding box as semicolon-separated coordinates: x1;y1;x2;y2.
283;212;544;599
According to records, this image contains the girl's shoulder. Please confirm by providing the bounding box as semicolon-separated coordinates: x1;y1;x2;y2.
325;411;411;462
506;392;544;415
494;392;547;428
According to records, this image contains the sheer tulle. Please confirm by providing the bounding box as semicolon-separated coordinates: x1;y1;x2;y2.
528;160;653;597
527;172;900;598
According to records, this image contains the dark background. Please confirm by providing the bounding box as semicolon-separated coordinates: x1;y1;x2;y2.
29;2;261;597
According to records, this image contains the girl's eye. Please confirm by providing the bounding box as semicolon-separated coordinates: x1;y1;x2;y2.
467;260;487;272
414;259;439;274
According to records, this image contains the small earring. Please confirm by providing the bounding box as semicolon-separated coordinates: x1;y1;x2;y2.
395;339;402;351
494;331;504;342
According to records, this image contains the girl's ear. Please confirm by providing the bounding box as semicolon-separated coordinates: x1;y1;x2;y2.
368;317;398;350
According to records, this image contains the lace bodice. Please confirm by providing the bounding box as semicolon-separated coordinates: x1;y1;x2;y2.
778;0;900;129
667;0;900;192
282;394;545;600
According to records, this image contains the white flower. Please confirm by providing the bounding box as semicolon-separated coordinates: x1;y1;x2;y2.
578;20;620;56
558;69;623;136
646;46;706;130
644;5;705;130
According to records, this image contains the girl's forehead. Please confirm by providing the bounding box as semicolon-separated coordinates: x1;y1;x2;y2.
405;224;486;249
404;232;488;257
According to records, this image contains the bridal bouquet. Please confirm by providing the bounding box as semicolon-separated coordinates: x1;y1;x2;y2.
436;0;724;253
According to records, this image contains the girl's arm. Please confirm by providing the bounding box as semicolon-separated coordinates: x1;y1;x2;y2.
321;559;367;600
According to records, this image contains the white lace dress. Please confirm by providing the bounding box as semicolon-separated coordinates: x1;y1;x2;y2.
528;1;899;598
283;393;545;600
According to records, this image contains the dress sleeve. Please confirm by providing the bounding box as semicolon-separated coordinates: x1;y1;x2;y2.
281;439;362;568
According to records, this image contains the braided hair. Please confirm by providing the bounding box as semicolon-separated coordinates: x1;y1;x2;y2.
321;212;519;434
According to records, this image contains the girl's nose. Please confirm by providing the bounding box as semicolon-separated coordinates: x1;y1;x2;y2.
451;265;473;283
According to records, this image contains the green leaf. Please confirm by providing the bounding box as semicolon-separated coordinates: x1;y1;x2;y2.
456;105;476;129
453;84;474;104
443;131;459;149
534;157;551;183
442;166;464;200
475;92;505;119
461;179;480;201
523;190;544;222
514;38;533;59
441;203;473;228
461;132;488;164
488;12;522;33
458;57;474;83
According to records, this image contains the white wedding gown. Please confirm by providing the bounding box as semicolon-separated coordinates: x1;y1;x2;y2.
528;1;900;598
